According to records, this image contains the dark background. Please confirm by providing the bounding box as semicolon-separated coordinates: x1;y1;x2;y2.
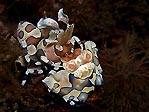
0;0;148;112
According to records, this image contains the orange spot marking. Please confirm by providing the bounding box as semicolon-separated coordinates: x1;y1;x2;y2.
60;48;82;62
86;53;91;60
45;45;60;62
25;24;36;33
81;70;88;78
26;36;40;45
68;63;75;70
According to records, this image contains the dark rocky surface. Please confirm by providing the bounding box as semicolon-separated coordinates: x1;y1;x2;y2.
0;0;148;112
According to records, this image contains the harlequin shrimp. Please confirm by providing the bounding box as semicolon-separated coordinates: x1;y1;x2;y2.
15;8;103;105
